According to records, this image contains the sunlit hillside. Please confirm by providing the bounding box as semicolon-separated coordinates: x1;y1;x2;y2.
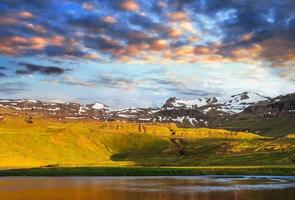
0;111;294;169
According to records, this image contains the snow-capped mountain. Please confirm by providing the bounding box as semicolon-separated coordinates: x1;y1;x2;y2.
108;107;160;121
147;92;290;128
89;102;111;111
161;92;271;114
0;92;293;129
162;97;219;110
221;92;271;113
0;99;109;119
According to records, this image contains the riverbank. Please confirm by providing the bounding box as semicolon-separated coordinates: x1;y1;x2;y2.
0;166;294;176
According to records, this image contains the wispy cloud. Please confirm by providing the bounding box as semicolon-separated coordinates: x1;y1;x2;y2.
16;63;71;75
61;76;97;88
0;82;28;95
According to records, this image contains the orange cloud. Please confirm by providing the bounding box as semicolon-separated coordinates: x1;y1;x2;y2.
0;45;17;55
25;23;47;33
0;35;65;55
125;44;140;55
150;39;167;51
167;27;183;38
10;36;29;44
49;35;66;46
82;2;96;10
0;16;17;25
175;46;194;56
102;16;117;24
27;36;65;50
129;43;149;54
18;11;34;19
241;33;253;42
188;35;199;43
168;12;188;21
158;1;167;8
0;36;28;55
194;46;217;55
196;55;229;63
257;36;295;65
179;21;197;33
230;44;262;63
117;55;131;63
120;0;139;12
83;53;101;61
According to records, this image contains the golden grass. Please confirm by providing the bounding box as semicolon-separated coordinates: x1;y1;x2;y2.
286;134;295;139
174;128;263;139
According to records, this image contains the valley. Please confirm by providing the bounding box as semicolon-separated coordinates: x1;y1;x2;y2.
0;109;294;174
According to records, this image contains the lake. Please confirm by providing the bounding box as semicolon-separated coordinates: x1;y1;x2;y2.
0;176;294;200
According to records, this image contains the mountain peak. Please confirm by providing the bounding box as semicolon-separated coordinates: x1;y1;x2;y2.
90;102;110;110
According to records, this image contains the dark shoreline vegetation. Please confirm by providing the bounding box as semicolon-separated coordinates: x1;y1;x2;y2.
0;166;294;176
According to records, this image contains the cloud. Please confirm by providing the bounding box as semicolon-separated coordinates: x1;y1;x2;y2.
82;35;123;52
0;35;66;55
61;76;97;87
203;0;295;66
16;63;70;75
119;0;140;12
167;11;188;21
167;27;183;38
96;74;138;90
128;14;160;30
17;11;34;19
0;82;28;94
176;88;217;96
25;23;47;34
82;2;96;11
0;16;17;25
0;0;293;74
53;74;139;90
102;16;117;24
150;39;168;51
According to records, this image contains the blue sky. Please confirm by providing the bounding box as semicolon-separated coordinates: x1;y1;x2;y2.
0;0;294;107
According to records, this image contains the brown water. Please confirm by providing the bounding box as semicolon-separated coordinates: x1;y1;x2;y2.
0;176;294;200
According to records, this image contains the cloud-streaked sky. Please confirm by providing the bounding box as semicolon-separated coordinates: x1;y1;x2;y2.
0;0;294;107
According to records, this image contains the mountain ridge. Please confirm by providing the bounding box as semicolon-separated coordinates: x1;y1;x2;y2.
0;91;294;136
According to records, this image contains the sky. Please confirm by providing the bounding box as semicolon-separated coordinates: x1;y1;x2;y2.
0;0;294;108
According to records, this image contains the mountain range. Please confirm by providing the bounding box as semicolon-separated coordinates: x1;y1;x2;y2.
0;92;294;137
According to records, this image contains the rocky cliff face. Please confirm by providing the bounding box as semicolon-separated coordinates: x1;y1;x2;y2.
242;93;295;117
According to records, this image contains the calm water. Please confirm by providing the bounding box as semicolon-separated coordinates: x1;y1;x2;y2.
0;176;294;200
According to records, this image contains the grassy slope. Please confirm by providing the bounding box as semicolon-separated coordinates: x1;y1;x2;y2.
0;111;294;173
221;115;295;137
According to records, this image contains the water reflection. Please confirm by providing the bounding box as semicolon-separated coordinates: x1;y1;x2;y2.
0;176;294;200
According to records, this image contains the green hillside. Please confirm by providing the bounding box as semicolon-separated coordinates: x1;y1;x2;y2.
218;115;295;137
0;112;294;169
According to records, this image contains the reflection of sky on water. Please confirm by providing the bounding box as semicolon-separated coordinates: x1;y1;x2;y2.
0;176;294;200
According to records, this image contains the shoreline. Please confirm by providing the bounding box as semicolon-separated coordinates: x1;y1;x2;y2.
0;166;294;176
